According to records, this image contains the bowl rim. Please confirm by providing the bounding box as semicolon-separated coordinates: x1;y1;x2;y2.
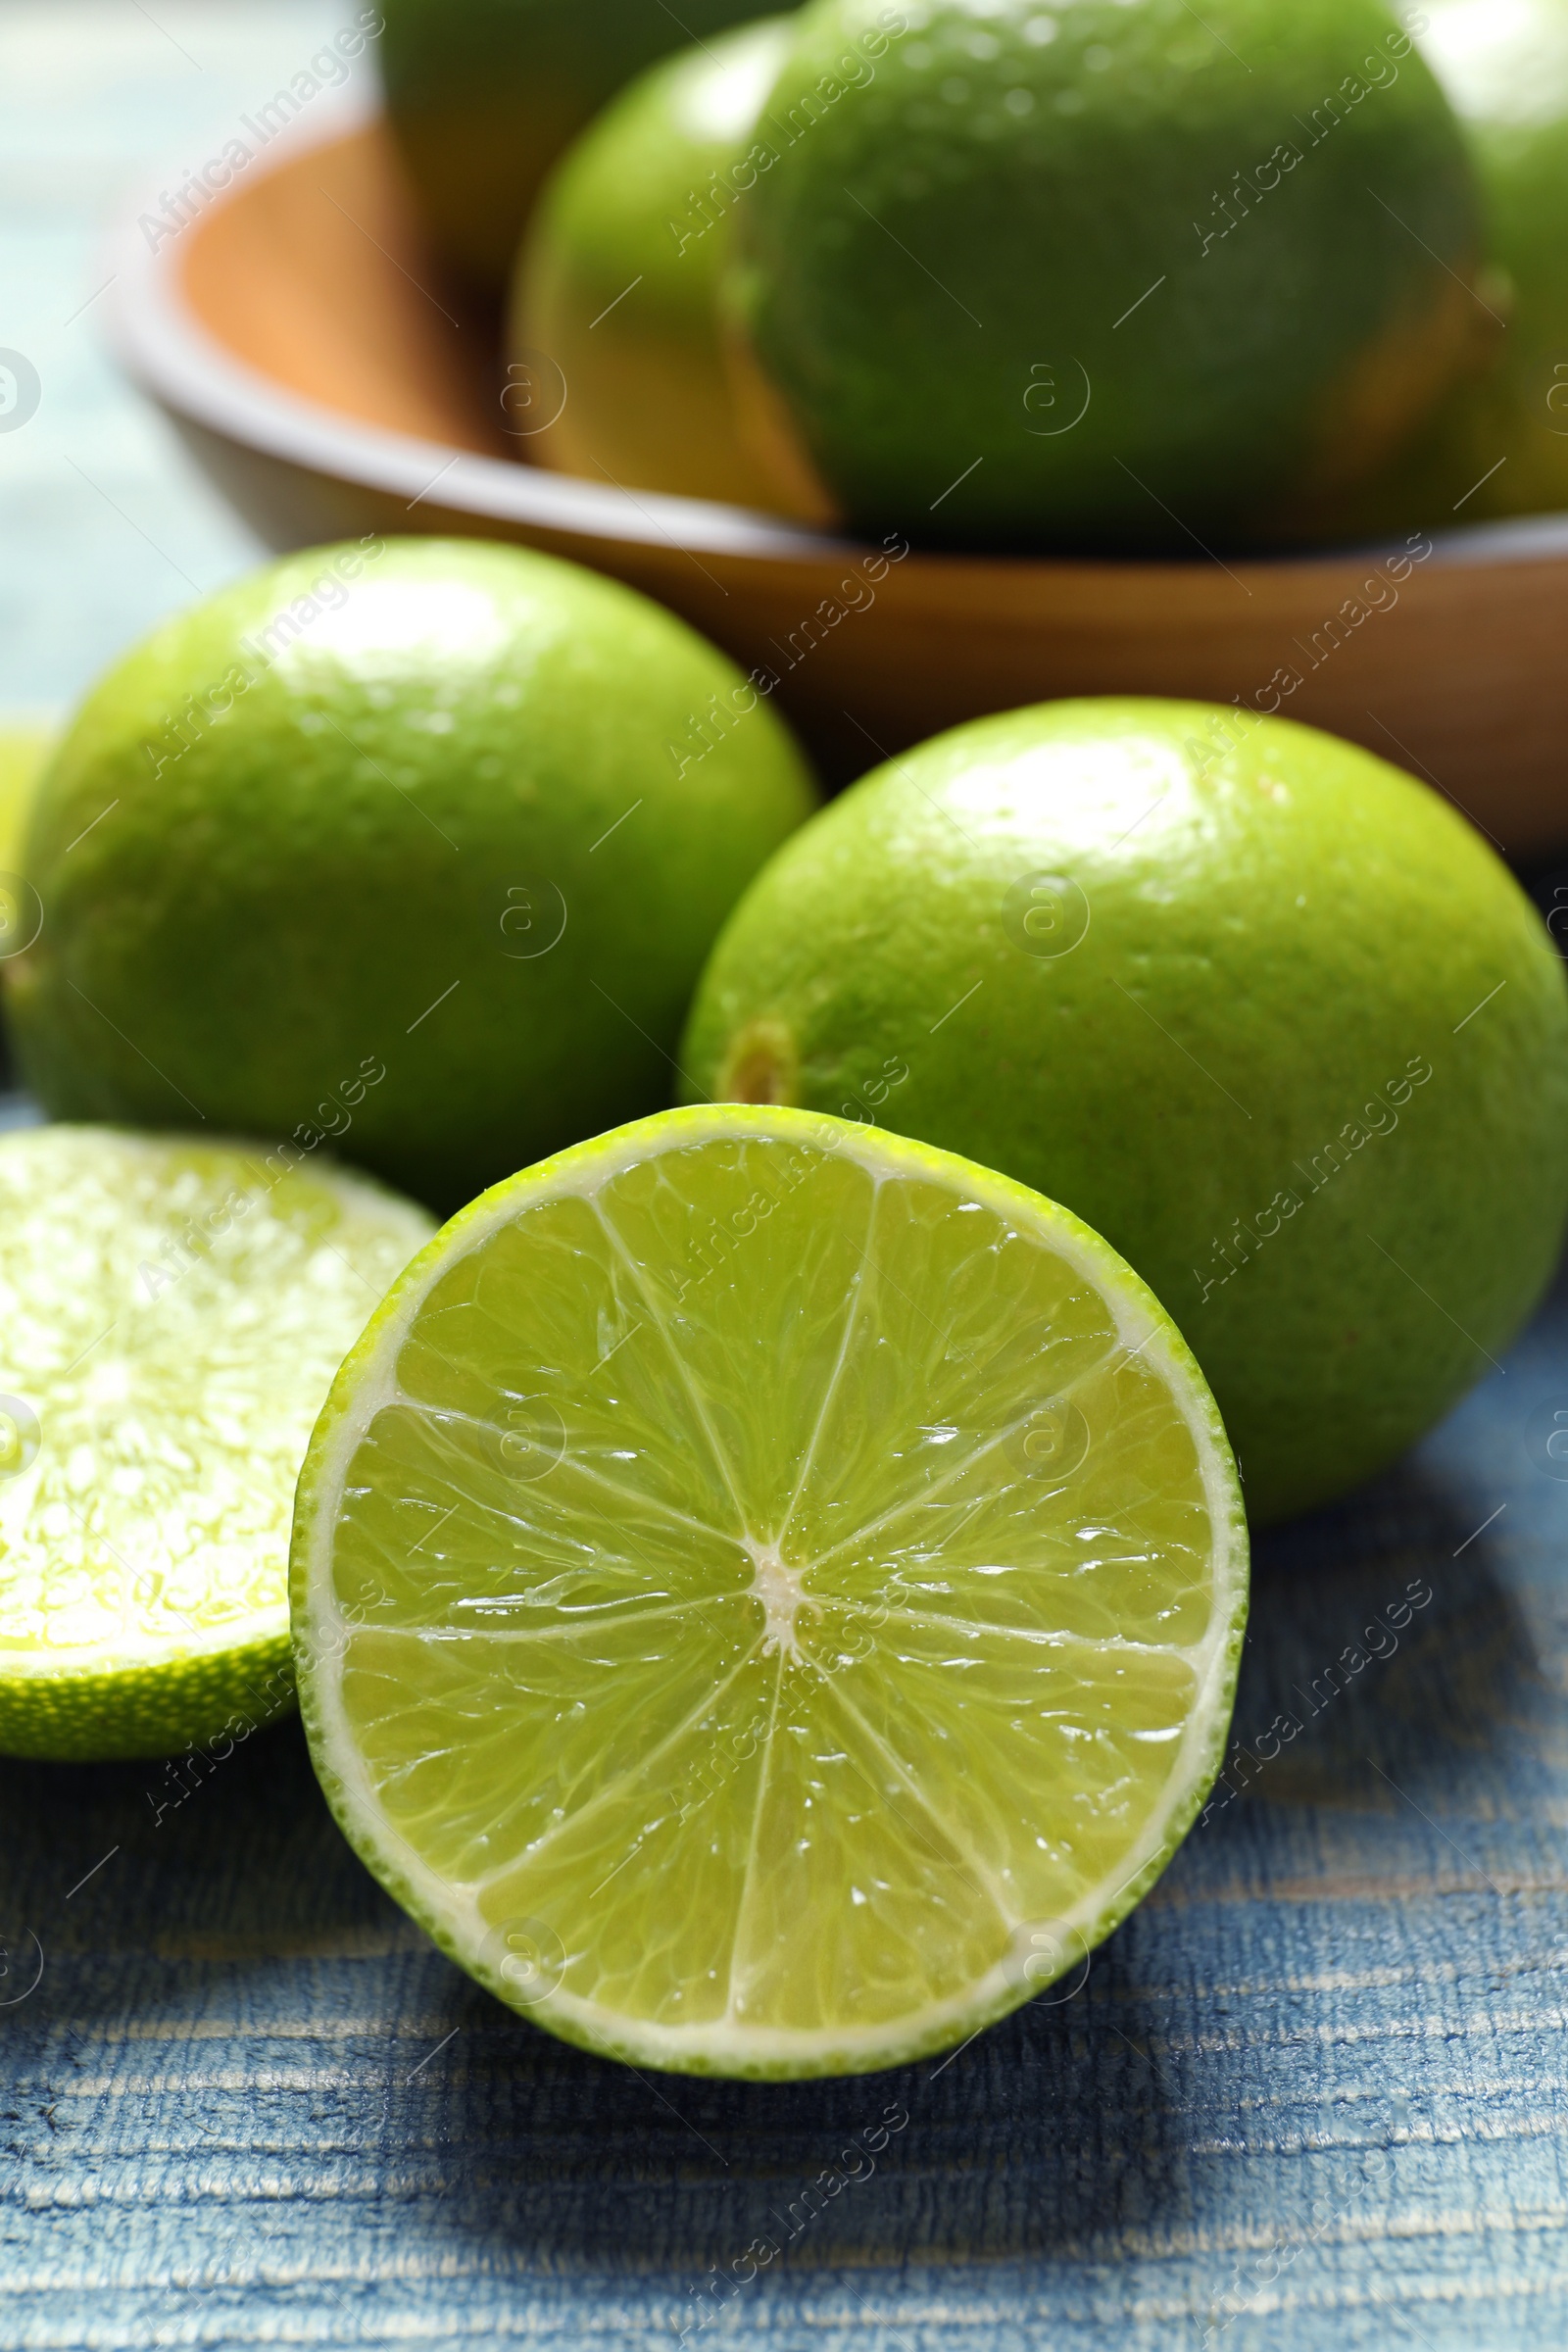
105;86;1568;585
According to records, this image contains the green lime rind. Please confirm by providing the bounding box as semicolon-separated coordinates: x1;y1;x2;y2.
292;1103;1248;2082
7;538;817;1213
0;1623;294;1765
1315;0;1568;535
0;1126;434;1762
514;18;798;507
730;0;1483;551
680;697;1568;1523
0;715;56;877
381;0;778;289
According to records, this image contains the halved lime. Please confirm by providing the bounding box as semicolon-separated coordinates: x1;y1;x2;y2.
293;1106;1247;2079
0;1128;434;1760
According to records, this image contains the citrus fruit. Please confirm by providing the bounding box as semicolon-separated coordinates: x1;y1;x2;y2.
1324;0;1568;533
0;717;53;877
0;718;53;996
681;700;1568;1524
291;1102;1247;2079
727;0;1485;550
0;1125;433;1761
515;17;803;510
5;538;817;1212
380;0;772;291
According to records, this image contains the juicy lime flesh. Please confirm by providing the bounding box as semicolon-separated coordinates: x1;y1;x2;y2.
0;1128;433;1759
298;1109;1246;2077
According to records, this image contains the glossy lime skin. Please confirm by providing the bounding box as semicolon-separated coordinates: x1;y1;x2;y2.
681;699;1568;1522
730;0;1483;551
1326;0;1568;531
515;18;796;508
7;539;817;1212
0;720;53;877
380;0;770;290
0;720;53;1060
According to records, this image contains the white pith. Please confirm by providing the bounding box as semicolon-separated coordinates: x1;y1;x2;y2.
296;1104;1249;2076
743;1537;809;1658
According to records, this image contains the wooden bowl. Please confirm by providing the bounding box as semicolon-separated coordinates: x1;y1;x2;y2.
110;96;1568;846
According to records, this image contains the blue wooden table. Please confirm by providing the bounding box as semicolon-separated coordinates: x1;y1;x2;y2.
0;0;337;719
3;1247;1567;2349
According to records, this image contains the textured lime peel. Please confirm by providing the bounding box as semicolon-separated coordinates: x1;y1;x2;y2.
292;1106;1248;2080
0;1129;434;1760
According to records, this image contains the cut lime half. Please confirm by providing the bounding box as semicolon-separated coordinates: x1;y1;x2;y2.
293;1105;1248;2079
0;1127;434;1759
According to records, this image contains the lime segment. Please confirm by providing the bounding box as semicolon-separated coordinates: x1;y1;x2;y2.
0;1127;433;1759
293;1105;1247;2078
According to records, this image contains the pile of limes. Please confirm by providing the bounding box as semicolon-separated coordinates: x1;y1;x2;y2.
2;0;1565;2084
485;0;1568;543
3;523;1562;2076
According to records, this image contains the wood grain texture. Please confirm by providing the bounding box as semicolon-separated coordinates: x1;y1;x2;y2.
2;1240;1567;2348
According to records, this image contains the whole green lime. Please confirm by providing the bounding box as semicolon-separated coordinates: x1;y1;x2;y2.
728;0;1485;550
7;539;816;1210
1323;0;1568;532
681;699;1568;1522
515;17;800;509
380;0;771;291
